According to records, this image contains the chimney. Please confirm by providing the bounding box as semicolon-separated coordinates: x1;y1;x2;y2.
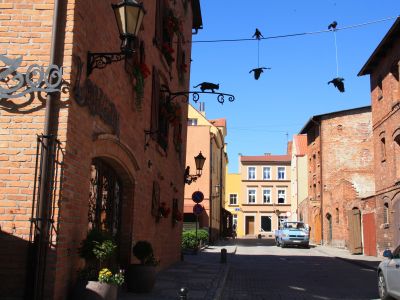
199;102;205;116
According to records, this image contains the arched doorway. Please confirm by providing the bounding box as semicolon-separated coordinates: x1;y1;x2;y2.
88;158;123;237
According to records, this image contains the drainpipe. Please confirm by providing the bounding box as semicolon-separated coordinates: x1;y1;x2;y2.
219;138;224;239
31;0;63;299
208;136;213;244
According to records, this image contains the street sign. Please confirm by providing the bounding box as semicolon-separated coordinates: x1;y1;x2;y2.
235;208;240;211
193;204;204;215
192;191;204;203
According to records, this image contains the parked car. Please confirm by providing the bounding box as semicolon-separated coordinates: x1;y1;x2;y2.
377;244;400;300
274;221;310;248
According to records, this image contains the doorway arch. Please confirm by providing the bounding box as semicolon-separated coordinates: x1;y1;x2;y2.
326;213;332;244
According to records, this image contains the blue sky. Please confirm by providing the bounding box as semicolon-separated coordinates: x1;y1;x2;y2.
188;1;400;173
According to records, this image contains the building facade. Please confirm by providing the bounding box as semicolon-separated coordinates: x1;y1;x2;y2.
184;104;227;242
239;154;292;238
290;134;308;222
300;107;375;249
0;1;202;298
225;172;241;236
358;17;400;253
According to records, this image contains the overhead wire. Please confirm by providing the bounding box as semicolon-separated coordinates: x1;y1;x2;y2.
191;16;398;44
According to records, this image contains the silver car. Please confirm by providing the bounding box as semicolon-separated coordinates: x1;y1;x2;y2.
378;245;400;299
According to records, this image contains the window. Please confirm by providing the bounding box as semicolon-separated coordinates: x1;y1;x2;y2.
278;167;286;180
380;132;386;162
277;189;286;204
248;167;256;180
335;208;339;224
384;202;389;224
261;216;272;232
262;189;271;204
229;194;238;205
150;67;169;150
263;167;271;180
278;216;288;228
188;118;198;126
394;130;400;180
247;189;256;204
232;214;238;227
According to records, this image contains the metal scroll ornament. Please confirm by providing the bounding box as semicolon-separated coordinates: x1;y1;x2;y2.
0;55;63;99
161;86;235;105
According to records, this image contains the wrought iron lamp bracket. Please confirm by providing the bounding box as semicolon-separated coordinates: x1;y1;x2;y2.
185;174;200;185
87;51;128;77
161;86;235;104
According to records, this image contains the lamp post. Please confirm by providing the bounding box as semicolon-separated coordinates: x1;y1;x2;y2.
87;0;145;76
184;152;206;184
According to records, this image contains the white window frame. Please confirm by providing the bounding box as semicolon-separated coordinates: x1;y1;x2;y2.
188;118;198;126
263;166;271;180
247;166;256;180
247;188;256;204
277;189;286;204
262;188;271;204
229;193;238;205
232;214;238;226
277;166;286;180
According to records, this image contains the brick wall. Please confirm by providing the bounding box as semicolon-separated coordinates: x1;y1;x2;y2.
1;0;195;298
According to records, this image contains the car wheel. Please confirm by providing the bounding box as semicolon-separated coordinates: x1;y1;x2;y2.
280;242;285;248
304;243;310;249
378;271;391;300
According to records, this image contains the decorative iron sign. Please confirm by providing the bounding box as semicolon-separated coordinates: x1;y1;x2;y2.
0;55;63;99
73;56;120;136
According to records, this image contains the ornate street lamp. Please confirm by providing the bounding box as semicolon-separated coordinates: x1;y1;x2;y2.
184;152;206;184
87;0;145;76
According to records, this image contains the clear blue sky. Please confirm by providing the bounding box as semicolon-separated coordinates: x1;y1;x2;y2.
188;0;400;173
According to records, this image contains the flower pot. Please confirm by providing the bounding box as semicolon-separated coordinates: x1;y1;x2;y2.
126;264;156;293
72;281;118;300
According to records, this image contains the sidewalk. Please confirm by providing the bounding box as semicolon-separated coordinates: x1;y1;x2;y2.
313;244;382;270
118;240;236;300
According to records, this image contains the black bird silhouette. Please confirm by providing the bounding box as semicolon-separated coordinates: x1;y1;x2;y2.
252;28;263;40
249;67;271;80
328;77;345;92
328;21;338;30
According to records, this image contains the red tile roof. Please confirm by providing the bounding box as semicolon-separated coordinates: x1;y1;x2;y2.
241;155;291;163
210;118;226;128
294;134;307;156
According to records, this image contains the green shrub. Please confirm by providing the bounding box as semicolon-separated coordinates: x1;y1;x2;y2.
181;229;209;249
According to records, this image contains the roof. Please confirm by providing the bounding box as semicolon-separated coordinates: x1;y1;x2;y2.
191;0;203;33
210;118;226;128
241;155;291;163
358;17;400;76
293;135;307;156
299;106;371;134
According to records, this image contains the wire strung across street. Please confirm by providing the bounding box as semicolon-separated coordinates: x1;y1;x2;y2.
191;16;398;44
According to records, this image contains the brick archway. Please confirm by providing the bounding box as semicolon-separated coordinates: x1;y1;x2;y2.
92;134;139;267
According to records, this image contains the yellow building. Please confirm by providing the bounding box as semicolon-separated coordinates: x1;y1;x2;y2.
225;172;242;236
184;103;227;242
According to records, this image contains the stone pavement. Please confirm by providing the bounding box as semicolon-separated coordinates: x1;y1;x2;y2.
118;239;382;300
118;241;236;300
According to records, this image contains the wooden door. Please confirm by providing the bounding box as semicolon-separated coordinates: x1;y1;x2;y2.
348;209;363;254
362;213;377;256
246;216;255;235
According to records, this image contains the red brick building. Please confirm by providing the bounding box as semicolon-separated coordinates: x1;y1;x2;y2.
300;107;375;249
358;17;400;254
0;1;202;299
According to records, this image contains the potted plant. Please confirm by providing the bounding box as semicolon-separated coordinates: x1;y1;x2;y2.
74;228;124;300
126;240;159;293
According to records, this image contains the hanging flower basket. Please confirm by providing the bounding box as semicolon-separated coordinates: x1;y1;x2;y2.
161;43;175;66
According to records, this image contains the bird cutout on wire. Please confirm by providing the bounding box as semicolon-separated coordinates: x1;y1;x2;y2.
249;67;271;80
327;20;345;92
249;28;271;80
328;77;345;92
252;28;264;40
328;21;337;30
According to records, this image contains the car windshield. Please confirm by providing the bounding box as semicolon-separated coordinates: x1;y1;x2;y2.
284;222;305;229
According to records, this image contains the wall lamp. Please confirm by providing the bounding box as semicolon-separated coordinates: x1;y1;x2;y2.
87;0;145;76
184;152;206;185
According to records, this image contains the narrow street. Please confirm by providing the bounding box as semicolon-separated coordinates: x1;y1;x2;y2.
221;239;379;300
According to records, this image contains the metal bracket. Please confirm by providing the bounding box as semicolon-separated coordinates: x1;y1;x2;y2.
87;51;126;76
161;85;235;104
